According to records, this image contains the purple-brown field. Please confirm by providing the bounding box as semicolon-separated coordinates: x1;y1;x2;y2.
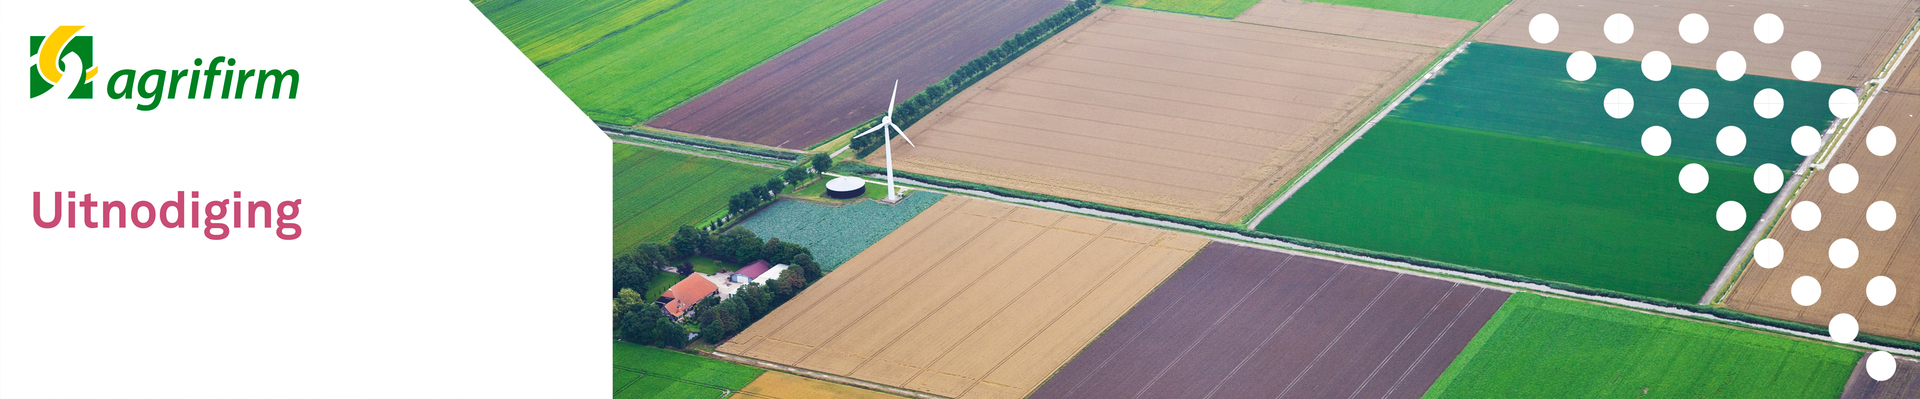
647;0;1067;149
1031;242;1508;399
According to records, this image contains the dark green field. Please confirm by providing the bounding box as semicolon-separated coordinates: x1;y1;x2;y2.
1393;43;1841;168
1425;294;1856;398
1260;119;1772;302
613;341;764;399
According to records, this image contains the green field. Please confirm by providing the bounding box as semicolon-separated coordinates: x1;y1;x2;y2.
1110;0;1263;18
531;0;884;125
738;192;945;271
642;270;681;299
1425;293;1856;398
1306;0;1509;21
470;0;684;65
1392;43;1841;168
613;143;776;255
1260;119;1772;302
613;341;765;399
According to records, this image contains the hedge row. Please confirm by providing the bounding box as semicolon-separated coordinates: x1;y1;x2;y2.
835;163;1920;353
601;122;801;162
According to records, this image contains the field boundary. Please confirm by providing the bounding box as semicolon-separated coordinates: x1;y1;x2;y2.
610;137;786;170
713;352;949;399
1243;40;1471;227
603;123;804;163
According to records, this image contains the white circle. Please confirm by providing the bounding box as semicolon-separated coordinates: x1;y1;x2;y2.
1605;88;1634;119
1831;313;1860;343
1530;14;1559;43
1754;89;1783;119
1793;276;1822;306
1680;13;1710;44
1867;126;1896;156
1680;163;1710;194
1755;238;1783;268
1605;14;1634;44
1793;201;1822;231
1793;126;1822;156
1567;51;1596;81
1718;201;1747;231
1755;14;1783;44
1831;238;1858;269
1755;163;1783;193
1868;201;1897;231
1719;126;1747;156
1793;51;1822;82
1717;51;1747;81
1831;89;1859;118
1867;351;1896;381
1830;163;1858;194
1643;126;1672;156
1642;51;1671;81
1679;89;1709;119
1869;276;1898;306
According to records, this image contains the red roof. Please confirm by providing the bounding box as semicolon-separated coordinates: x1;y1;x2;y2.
737;260;773;280
660;273;718;318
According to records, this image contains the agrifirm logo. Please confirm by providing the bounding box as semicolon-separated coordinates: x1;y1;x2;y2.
26;25;300;110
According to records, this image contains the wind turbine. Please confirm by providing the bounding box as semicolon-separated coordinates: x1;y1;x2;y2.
853;80;915;203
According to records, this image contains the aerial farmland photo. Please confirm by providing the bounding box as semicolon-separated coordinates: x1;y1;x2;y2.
473;0;1920;397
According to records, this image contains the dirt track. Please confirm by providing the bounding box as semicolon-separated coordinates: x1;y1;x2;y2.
870;7;1444;224
1030;242;1508;399
1725;44;1920;340
1475;0;1919;86
718;196;1207;399
1233;0;1480;48
646;0;1066;149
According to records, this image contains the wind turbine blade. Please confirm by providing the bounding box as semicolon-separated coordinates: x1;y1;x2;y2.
890;123;916;147
887;79;899;118
853;123;885;138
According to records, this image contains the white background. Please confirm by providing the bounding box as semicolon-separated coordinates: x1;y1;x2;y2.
1;1;608;397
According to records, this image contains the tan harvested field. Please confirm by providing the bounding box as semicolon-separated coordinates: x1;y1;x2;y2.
718;195;1208;399
1474;0;1920;86
1724;45;1920;340
867;7;1444;224
1233;0;1480;48
739;372;908;399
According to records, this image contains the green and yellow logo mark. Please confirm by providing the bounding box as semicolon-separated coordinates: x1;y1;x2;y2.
28;25;98;99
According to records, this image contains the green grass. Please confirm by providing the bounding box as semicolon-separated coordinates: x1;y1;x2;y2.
536;0;885;125
470;0;685;65
1304;0;1510;21
1392;43;1842;169
1259;119;1773;302
641;270;681;299
685;256;737;275
613;341;764;399
1425;293;1857;398
792;178;898;202
1110;0;1264;18
613;143;777;255
738;192;945;271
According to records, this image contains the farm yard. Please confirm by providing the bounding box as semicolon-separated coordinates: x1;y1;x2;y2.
611;143;775;255
876;7;1448;224
613;341;764;399
1109;0;1263;18
1425;294;1858;398
720;196;1208;399
736;191;945;271
1723;47;1920;342
1474;0;1920;86
646;0;1069;149
1232;0;1480;48
1031;242;1508;399
739;372;908;399
1258;43;1839;303
1304;0;1511;22
468;0;682;65
484;0;885;125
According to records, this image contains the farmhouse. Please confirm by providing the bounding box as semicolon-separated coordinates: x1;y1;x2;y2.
656;273;719;321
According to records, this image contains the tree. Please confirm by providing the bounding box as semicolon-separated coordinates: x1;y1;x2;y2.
763;177;785;195
771;268;809;304
811;153;832;173
792;252;823;283
670;226;709;258
710;228;764;264
761;239;806;266
613;255;653;296
728;191;757;213
632;243;676;265
783;166;808;186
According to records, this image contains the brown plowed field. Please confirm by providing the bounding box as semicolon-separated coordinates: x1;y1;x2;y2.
1474;0;1920;86
718;196;1208;399
1840;353;1920;399
739;372;908;399
1031;242;1509;399
1724;45;1920;340
646;0;1067;149
1234;0;1480;48
868;7;1444;224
